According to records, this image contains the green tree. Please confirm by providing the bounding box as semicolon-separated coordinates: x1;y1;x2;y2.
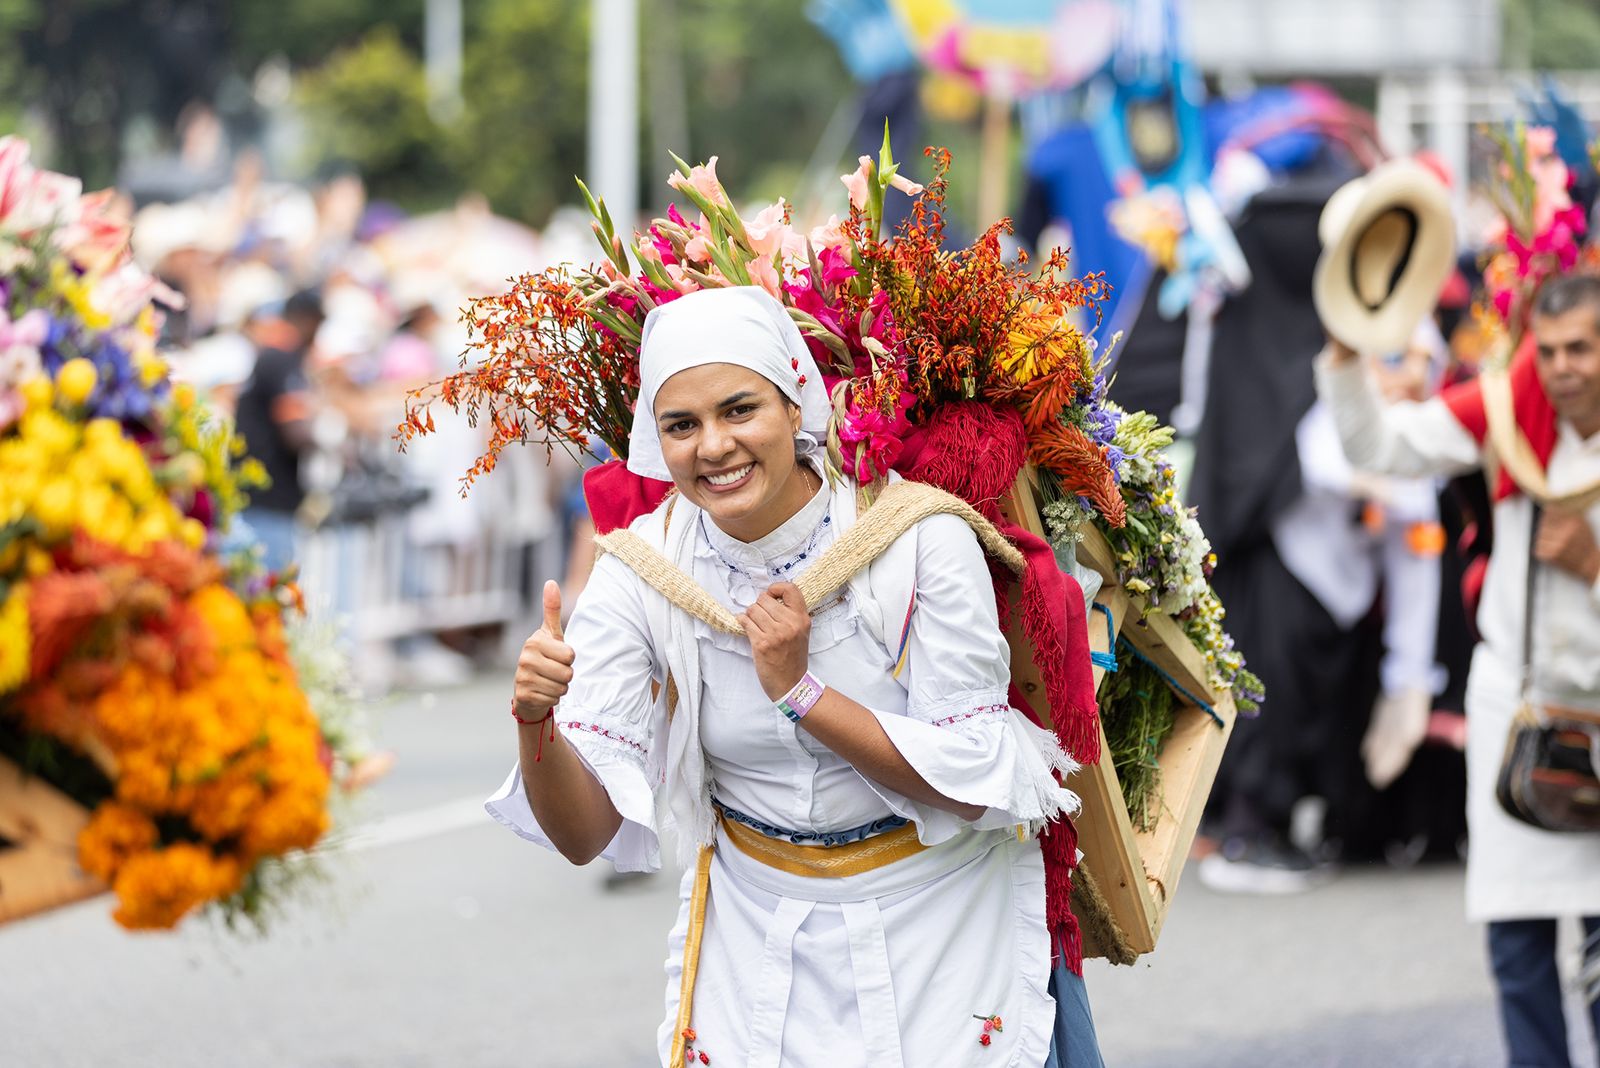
1503;0;1600;69
295;26;456;210
448;0;590;225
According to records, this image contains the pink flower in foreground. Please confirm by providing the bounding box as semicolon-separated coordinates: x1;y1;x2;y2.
683;233;713;264
842;156;873;211
60;188;132;273
809;215;848;251
0;137;82;235
745;201;791;260
887;173;923;198
748;254;782;298
667;156;728;207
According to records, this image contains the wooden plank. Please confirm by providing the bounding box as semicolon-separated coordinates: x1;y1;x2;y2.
1074;523;1118;581
1000;466;1239;959
1131;690;1237;945
1119;607;1219;708
0;755;104;924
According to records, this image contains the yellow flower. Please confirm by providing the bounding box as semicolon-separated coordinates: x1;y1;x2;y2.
32;478;76;537
55;358;98;405
17;375;51;411
135;353;167;389
0;582;29;695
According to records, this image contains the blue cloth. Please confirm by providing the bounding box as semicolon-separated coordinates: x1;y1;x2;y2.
1026;124;1147;329
1488;917;1600;1067
240;507;298;574
1044;961;1106;1068
712;799;909;847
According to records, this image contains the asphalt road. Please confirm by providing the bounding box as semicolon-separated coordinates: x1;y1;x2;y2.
4;673;1594;1067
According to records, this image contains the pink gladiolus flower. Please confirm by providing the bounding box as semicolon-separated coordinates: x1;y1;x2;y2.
748;254;783;298
745;201;791;260
664;263;701;295
683;233;713;264
667;156;728;207
888;173;924;198
817;245;858;288
837;401;905;482
637;240;663;265
842;156;873;211
808;215;848;251
60;188;131;273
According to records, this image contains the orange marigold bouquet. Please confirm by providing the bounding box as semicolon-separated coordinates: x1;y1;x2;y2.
0;137;362;931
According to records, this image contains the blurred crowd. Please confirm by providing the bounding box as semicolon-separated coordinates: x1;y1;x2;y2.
137;144;601;693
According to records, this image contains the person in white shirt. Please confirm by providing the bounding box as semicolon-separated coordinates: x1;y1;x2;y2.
1316;272;1600;1068
488;286;1100;1067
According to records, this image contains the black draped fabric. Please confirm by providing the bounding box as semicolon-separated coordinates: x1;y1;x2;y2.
1186;173;1350;559
1206;542;1381;835
1106;270;1187;428
1189;168;1378;843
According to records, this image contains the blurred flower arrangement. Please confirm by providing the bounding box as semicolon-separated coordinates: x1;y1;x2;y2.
0;137;366;931
1480;123;1600;345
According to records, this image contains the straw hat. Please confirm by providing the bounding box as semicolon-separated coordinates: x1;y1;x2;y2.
1312;158;1456;354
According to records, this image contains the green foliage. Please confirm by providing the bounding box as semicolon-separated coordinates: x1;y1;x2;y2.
1504;0;1600;69
1098;645;1177;833
294;26;456;210
448;0;590;225
232;0;422;71
667;0;850;203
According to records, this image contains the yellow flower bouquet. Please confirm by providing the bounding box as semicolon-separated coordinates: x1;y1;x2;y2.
0;137;357;930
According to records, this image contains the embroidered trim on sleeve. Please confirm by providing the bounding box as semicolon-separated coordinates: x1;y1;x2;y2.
559;720;648;755
931;704;1009;728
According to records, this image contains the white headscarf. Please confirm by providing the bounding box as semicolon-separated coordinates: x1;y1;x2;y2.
626;286;832;481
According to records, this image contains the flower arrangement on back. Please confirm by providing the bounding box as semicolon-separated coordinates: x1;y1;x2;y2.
0;137;364;931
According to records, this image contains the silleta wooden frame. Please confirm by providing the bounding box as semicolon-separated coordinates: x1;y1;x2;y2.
0;754;104;924
1001;469;1237;959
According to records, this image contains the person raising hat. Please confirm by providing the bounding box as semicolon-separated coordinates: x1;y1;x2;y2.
1313;155;1600;1066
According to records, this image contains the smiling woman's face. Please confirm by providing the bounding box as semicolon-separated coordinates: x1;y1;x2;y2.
653;362;811;542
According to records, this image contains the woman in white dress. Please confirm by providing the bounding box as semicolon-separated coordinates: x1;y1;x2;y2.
488;285;1095;1067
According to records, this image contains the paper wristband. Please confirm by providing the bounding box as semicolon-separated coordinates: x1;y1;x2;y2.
775;671;826;723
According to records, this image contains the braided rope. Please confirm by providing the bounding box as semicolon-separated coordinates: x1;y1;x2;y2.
593;481;1026;637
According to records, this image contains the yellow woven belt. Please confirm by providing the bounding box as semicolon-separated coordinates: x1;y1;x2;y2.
717;811;929;877
668;815;928;1067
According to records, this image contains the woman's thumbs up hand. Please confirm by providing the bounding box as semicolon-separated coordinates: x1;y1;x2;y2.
514;580;575;719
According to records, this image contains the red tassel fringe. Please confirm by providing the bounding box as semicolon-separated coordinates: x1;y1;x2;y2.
899;401;1099;976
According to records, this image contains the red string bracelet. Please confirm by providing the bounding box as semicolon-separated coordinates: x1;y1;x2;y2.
511;699;558;760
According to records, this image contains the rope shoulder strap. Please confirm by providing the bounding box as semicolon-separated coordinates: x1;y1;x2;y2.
593;479;1025;636
1483;370;1600;511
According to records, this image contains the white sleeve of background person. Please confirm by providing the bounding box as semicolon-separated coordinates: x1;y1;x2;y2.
485;553;665;872
1314;350;1481;479
856;514;1079;845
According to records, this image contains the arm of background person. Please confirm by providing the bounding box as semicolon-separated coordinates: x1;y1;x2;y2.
1314;341;1481;481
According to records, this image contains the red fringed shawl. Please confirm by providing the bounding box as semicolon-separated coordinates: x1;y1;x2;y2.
1441;336;1556;502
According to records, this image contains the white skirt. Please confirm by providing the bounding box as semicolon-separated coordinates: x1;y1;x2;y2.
1464;643;1600;922
657;825;1056;1067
